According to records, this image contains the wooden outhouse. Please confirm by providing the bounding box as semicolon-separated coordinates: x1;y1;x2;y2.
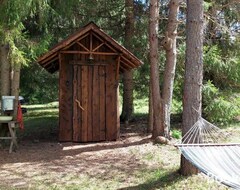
38;22;142;142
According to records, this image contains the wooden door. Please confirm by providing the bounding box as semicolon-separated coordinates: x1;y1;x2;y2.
72;65;106;142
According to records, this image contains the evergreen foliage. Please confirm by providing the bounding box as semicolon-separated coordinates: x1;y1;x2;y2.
0;0;239;123
203;80;239;123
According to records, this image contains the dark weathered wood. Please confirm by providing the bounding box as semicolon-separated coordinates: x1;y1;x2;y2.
120;59;132;70
73;65;85;142
76;41;89;52
64;32;91;51
121;56;137;68
91;32;104;43
81;66;88;142
87;67;93;141
60;50;120;56
69;60;109;66
99;66;106;141
91;34;118;54
76;66;83;140
116;85;120;138
73;65;79;141
106;61;118;140
59;54;73;141
41;53;58;65
116;56;120;80
119;65;129;72
75;33;90;46
104;43;118;53
92;42;104;52
90;32;93;51
92;66;100;141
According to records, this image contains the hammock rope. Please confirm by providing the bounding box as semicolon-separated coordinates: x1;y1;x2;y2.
181;118;229;144
175;118;240;189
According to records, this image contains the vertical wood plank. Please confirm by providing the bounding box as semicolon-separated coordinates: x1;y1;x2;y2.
92;66;100;141
59;54;73;141
116;56;120;137
116;84;120;139
75;46;82;142
81;66;88;142
116;56;120;80
73;65;80;141
105;61;118;140
77;65;82;141
115;56;121;139
87;66;93;141
99;66;106;141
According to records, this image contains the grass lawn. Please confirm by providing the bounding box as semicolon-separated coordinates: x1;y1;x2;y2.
0;101;239;190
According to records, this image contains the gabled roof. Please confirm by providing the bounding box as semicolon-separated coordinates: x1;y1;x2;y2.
37;22;143;73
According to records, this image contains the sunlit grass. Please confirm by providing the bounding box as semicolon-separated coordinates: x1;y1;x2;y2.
24;101;59;109
19;102;59;141
134;98;149;114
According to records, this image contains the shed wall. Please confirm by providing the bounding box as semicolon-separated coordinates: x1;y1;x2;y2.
59;53;73;141
58;53;119;142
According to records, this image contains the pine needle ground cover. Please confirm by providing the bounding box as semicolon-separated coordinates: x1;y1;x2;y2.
0;103;239;190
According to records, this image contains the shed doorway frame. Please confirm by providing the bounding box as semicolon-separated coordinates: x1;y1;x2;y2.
72;63;107;142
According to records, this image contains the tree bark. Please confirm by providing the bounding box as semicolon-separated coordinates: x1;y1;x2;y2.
0;44;11;135
161;0;182;138
148;82;153;133
121;71;133;123
0;45;11;97
149;0;164;138
11;63;21;120
121;0;134;123
180;0;204;175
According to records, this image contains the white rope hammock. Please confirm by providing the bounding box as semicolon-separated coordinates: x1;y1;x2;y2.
175;118;240;189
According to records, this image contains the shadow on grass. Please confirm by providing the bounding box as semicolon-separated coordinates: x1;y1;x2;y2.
118;170;183;190
19;113;151;142
1;111;165;165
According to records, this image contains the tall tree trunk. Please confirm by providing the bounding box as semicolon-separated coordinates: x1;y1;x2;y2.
0;45;11;98
11;63;21;120
149;0;164;138
0;44;11;135
121;0;134;123
148;82;153;132
180;0;204;175
161;0;182;138
121;71;133;123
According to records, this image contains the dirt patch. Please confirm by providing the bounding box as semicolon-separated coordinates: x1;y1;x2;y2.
0;124;166;189
0;123;230;190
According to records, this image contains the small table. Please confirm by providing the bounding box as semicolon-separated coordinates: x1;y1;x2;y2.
0;121;19;153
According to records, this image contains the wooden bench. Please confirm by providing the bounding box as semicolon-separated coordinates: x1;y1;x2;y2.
0;121;19;153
